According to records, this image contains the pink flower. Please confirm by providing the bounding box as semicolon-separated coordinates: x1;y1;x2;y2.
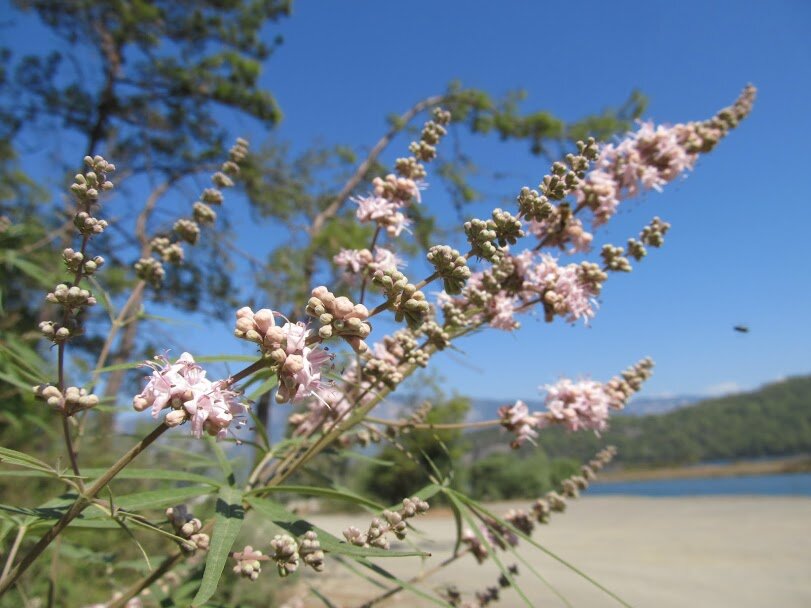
372;174;425;205
498;400;541;448
542;378;611;432
527;217;593;253
133;352;247;439
489;293;519;331
524;254;600;324
575;119;700;227
370;247;404;272
132;352;199;416
353;195;398;223
281;321;308;355
185;380;246;439
277;345;333;404
334;248;373;274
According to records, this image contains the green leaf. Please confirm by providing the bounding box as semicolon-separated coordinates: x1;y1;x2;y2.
448;494;464;557
107;486;214;513
92;361;142;374
246;374;278;401
81;468;221;487
245;407;271;453
5;253;53;286
0;447;55;473
207;437;236;486
195;354;258;364
152;443;219;468
0;371;40;393
248;485;384;511
246;497;429;559
87;276;116;321
191;486;245;607
337;451;395;467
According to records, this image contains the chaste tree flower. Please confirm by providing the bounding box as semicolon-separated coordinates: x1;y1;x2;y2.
132;352;247;439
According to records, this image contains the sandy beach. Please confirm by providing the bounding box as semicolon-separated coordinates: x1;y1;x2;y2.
299;496;811;608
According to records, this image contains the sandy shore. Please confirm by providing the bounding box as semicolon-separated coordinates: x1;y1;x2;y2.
598;456;811;482
295;496;811;608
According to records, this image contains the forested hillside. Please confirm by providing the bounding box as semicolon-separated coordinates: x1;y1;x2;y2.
472;375;811;466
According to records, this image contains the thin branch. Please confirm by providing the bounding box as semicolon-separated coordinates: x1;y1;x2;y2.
0;526;26;583
364;417;502;431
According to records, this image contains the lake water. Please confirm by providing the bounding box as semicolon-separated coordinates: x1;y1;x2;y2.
589;473;811;496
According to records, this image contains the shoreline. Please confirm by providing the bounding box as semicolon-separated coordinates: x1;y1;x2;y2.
598;454;811;482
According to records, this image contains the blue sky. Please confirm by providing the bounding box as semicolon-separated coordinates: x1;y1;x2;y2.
6;1;811;403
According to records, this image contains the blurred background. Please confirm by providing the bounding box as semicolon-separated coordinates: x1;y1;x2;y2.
1;1;809;607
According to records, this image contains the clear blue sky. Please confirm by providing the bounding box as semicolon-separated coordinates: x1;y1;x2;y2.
7;1;811;403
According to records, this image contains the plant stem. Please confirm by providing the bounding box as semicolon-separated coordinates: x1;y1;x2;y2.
364;416;502;430
359;226;382;305
61;416;83;489
0;526;26;583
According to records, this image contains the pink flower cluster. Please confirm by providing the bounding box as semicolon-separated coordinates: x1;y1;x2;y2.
527;216;593;253
497;400;541;448
333;246;404;275
133;353;246;439
439;250;603;331
576;121;700;227
541;378;612;432
234;307;332;404
352;174;424;237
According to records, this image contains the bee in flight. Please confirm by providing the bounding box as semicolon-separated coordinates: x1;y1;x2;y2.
733;325;750;334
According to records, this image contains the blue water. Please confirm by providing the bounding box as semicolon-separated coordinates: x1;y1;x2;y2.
588;473;811;496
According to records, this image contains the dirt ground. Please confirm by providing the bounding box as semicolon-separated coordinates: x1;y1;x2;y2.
293;496;811;608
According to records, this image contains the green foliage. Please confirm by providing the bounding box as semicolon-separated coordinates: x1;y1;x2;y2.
361;395;470;505
192;486;245;607
465;449;580;501
8;0;290;170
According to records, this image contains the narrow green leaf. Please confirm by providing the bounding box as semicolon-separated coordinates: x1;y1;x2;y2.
7;254;53;286
195;355;258;364
247;485;384;511
309;585;340;608
191;486;245;607
81;468;221;487
87;276;116;321
448;495;464;557
113;518;153;571
92;361;142;374
337;451;395;467
0;447;55;473
246;411;271;453
80;485;213;518
246;374;278;401
207;437;235;486
246;497;428;559
152;443;219;468
102;486;214;514
0;371;40;393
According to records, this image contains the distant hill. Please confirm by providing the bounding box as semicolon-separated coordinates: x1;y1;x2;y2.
466;374;811;467
615;394;703;416
466;393;701;421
